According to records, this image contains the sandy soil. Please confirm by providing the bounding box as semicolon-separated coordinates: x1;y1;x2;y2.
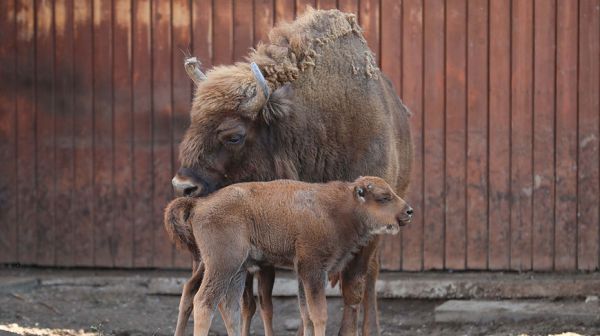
0;269;599;336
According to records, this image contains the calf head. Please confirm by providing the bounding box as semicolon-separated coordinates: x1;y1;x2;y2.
352;176;413;235
173;59;292;197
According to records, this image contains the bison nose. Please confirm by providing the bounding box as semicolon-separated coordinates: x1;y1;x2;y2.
172;176;200;197
406;206;414;217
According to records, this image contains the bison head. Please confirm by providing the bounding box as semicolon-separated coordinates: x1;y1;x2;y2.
172;58;293;197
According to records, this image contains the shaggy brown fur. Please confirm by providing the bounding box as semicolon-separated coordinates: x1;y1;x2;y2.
165;177;413;336
172;7;412;336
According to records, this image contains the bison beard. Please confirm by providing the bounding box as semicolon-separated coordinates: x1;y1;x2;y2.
172;7;412;336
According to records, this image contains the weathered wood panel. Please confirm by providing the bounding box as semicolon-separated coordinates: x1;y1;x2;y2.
1;0;599;271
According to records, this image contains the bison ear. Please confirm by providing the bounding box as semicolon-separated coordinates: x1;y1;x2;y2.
261;84;293;125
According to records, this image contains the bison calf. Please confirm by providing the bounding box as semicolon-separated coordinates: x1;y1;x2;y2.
164;176;413;336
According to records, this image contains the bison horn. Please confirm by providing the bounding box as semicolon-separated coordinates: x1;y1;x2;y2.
184;56;207;84
251;62;271;100
241;62;271;114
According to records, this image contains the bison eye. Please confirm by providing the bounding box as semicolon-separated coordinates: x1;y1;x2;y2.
225;134;245;145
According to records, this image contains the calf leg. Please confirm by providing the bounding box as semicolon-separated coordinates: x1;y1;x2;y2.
257;266;276;336
193;248;248;336
299;271;328;336
361;242;381;336
175;259;204;336
297;279;314;336
241;273;256;336
218;270;247;336
338;237;381;336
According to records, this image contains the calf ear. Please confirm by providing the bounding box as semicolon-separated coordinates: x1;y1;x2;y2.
261;84;293;125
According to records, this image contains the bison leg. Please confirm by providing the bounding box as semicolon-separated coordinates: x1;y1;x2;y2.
175;259;204;336
257;266;276;336
241;272;256;336
338;237;381;336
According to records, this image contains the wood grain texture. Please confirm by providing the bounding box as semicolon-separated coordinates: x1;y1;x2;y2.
380;0;403;270
213;0;233;66
1;0;599;272
254;0;274;44
337;0;358;15
72;0;95;267
275;0;295;23
93;0;114;267
577;0;600;271
554;0;578;271
132;0;153;268
510;0;534;271
401;0;424;271
532;0;555;271
422;0;445;270
466;0;488;270
53;0;75;266
233;0;253;62
359;0;380;63
172;0;193;269
151;0;173;268
444;0;467;270
487;0;511;270
113;0;134;268
0;0;18;263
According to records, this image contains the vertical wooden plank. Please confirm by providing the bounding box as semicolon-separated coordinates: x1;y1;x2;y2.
16;0;37;265
444;0;467;270
35;0;55;266
152;0;173;268
132;0;153;267
401;0;423;271
54;0;74;267
381;0;402;93
337;0;358;14
577;0;600;270
255;0;274;44
510;0;533;271
92;0;114;267
555;0;578;271
466;0;488;270
359;0;380;63
317;0;336;10
213;0;233;66
423;0;445;270
0;0;18;263
488;0;511;270
379;0;402;270
192;0;212;67
172;0;192;269
72;0;94;266
296;0;316;16
113;0;134;268
532;0;555;271
233;0;253;62
275;0;295;23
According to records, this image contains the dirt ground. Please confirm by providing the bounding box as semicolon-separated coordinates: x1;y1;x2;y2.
1;268;599;336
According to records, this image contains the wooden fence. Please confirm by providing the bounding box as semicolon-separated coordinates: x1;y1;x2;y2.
0;0;598;271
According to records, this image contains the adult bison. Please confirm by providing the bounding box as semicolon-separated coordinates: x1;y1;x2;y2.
172;8;412;336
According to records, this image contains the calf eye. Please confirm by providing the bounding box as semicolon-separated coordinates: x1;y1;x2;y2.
357;187;365;197
377;196;392;203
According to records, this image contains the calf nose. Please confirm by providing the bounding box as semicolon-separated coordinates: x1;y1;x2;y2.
405;206;414;217
172;176;199;197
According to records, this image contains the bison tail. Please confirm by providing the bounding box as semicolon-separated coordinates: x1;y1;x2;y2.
164;197;197;254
